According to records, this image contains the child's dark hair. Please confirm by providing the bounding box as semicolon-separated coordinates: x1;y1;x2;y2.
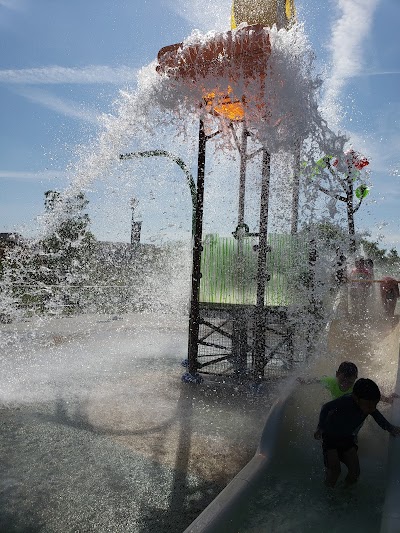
337;361;358;378
353;378;381;401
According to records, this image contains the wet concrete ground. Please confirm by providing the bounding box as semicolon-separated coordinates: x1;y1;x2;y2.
0;313;277;532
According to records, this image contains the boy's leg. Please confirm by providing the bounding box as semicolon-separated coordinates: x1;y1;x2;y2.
341;446;360;486
324;449;341;488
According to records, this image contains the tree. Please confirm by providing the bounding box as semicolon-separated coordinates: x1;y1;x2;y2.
360;239;387;263
299;222;350;255
0;191;96;317
35;190;96;312
386;248;400;266
306;150;370;253
361;241;400;270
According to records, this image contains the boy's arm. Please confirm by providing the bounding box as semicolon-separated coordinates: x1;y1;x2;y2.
297;377;320;385
381;393;400;404
371;409;399;435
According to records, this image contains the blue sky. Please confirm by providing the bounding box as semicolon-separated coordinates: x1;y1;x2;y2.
0;0;399;251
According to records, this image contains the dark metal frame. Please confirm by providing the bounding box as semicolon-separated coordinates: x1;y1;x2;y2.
195;304;295;378
120;119;311;383
187;118;283;382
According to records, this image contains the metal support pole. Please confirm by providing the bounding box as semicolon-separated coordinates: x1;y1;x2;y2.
291;140;301;235
308;238;317;312
119;150;197;236
253;149;271;381
346;171;356;254
276;0;287;29
238;124;248;227
187;120;207;377
307;238;318;352
236;124;248;305
232;308;248;378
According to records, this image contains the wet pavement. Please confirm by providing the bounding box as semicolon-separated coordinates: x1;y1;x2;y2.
0;313;277;532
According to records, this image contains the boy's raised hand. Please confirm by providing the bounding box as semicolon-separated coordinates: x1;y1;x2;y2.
389;426;400;437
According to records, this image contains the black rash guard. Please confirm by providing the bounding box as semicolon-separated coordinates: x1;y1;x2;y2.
318;394;394;437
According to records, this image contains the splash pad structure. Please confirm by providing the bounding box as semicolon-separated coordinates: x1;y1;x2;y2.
1;1;400;532
154;18;321;384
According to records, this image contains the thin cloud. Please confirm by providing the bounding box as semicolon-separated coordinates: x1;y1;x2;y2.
353;70;400;78
0;65;138;85
0;170;67;180
15;87;100;123
0;0;25;11
322;0;380;125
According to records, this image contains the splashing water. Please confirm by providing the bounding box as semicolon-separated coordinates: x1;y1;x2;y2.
38;24;346;236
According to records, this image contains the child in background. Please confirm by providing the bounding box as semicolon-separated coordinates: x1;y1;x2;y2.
350;258;370;283
380;276;399;317
297;361;357;399
297;361;398;403
348;258;373;317
314;378;400;488
365;258;374;279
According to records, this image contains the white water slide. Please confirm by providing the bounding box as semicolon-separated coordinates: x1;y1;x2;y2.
186;310;400;533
